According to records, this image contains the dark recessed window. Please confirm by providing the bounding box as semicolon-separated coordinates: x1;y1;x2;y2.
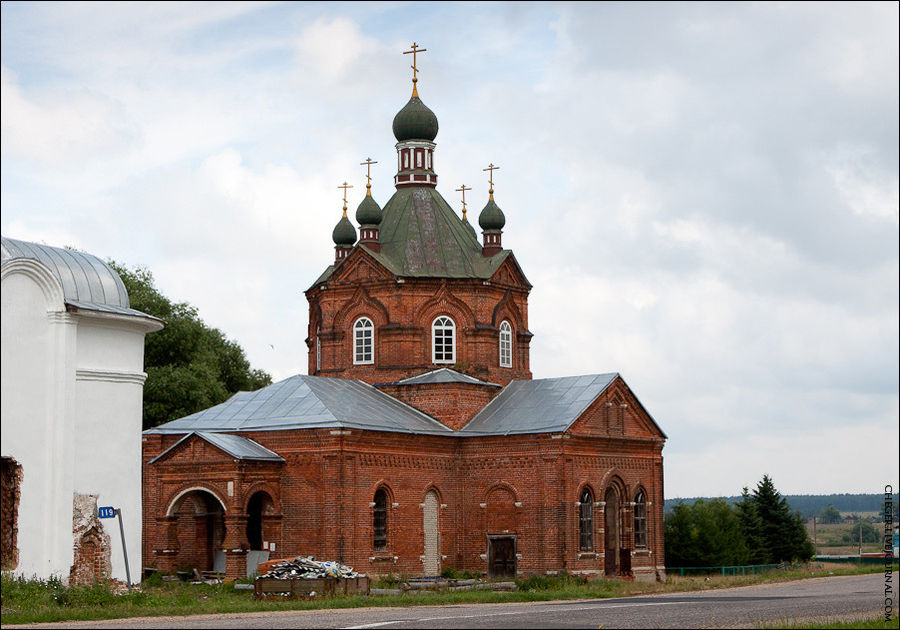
373;489;388;551
579;488;593;552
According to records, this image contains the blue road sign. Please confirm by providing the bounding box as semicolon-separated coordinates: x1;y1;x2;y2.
98;506;116;519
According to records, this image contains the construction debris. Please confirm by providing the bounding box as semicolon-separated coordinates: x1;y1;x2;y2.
258;556;363;580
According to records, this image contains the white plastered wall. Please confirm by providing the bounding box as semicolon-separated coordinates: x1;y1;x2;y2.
1;261;76;580
2;259;157;583
72;316;149;583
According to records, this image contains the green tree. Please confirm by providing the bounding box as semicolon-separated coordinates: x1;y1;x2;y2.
842;519;879;544
818;504;842;524
750;474;814;563
735;487;768;564
664;498;749;567
109;262;272;429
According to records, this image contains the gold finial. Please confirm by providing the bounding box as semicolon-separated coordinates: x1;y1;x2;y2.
360;158;378;196
456;184;472;220
338;181;353;216
403;42;427;97
483;163;499;200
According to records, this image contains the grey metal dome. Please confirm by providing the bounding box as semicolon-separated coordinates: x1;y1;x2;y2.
1;236;159;321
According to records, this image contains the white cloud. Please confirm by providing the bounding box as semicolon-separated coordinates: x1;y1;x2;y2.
1;2;896;497
0;66;136;164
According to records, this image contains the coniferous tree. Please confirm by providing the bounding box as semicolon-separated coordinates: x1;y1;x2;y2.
751;475;814;562
735;487;769;564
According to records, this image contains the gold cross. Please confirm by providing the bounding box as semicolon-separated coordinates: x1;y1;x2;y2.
456;184;472;219
403;42;426;96
360;158;377;195
483;163;499;198
338;181;353;216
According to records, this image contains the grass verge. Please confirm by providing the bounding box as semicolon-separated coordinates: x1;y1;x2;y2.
758;614;899;629
1;562;895;625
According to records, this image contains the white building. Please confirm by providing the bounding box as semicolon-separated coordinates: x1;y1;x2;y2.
1;237;162;584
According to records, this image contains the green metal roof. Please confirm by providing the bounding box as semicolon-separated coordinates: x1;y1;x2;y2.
308;187;531;291
375;186;507;278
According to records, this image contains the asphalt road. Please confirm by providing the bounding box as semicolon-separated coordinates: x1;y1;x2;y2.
21;573;889;629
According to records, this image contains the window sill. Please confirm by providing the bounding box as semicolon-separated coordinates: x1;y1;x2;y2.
369;553;398;563
577;552;598;559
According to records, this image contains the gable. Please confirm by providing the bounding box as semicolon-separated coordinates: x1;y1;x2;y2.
490;253;531;289
328;248;393;285
568;377;665;440
150;434;238;466
148;432;284;466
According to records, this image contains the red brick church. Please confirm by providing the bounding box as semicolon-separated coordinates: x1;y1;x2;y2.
141;47;667;582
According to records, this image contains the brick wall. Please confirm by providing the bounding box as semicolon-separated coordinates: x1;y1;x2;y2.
307;259;533;385
142;425;665;580
376;382;501;430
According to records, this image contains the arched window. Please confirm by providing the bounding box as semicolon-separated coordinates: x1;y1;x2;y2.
432;316;456;364
315;326;321;371
353;317;374;365
499;321;512;368
634;490;647;548
579;488;593;551
373;489;388;551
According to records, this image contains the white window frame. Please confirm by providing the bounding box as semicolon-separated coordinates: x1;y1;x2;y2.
432;316;456;364
499;320;512;368
353;317;374;365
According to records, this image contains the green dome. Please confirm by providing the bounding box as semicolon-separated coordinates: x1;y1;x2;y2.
356;194;383;226
332;215;357;246
478;198;506;231
392;96;438;142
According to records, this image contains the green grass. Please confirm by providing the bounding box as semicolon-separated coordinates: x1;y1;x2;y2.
1;562;895;625
758;615;898;629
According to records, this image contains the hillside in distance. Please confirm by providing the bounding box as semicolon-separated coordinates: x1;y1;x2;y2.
665;492;898;519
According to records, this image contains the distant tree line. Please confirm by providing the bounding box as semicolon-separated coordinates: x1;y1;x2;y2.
665;475;815;567
109;262;272;429
665;492;899;520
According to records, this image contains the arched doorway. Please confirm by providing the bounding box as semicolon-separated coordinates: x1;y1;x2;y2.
168;489;225;573
422;490;440;576
246;491;275;551
604;486;619;575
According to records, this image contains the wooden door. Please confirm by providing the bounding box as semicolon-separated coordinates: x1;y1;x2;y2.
488;536;516;578
423;491;440;576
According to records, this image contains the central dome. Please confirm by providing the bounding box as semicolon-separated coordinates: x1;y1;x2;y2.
392;96;439;142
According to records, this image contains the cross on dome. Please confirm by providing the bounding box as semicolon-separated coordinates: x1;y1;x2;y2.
338;181;353;216
403;42;427;97
456;184;472;219
360;158;378;196
483;163;499;199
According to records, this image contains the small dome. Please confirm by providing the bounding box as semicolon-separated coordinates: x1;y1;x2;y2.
478;198;506;231
356;195;383;226
332;215;357;246
392;96;438;142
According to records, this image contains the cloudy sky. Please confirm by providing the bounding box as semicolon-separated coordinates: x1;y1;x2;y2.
2;2;897;498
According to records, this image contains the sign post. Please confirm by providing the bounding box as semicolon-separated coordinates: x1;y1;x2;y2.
98;506;132;591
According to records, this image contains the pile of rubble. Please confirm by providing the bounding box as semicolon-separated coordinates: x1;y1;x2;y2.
258;556;363;580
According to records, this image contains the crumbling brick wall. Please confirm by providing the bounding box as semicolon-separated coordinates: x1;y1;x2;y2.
1;457;22;570
70;494;112;584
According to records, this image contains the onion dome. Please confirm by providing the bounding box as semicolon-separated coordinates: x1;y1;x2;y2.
332;215;357;246
356;194;383;226
478;198;506;231
392;97;439;142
